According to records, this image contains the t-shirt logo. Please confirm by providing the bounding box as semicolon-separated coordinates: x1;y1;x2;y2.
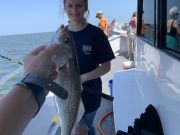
82;45;92;54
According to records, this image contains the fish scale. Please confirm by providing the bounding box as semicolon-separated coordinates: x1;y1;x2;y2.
51;26;84;135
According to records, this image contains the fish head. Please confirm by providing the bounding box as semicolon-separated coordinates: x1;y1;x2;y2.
58;25;74;53
52;25;75;67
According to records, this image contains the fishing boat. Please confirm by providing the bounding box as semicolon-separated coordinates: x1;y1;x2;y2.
1;0;180;135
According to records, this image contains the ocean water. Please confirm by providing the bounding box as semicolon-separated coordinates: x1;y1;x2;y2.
0;32;55;97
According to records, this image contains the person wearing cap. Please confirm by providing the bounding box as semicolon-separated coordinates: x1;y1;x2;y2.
96;10;108;37
166;6;180;49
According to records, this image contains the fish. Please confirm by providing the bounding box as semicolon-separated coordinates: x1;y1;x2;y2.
50;25;84;135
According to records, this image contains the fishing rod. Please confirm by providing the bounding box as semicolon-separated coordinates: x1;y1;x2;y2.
0;54;23;65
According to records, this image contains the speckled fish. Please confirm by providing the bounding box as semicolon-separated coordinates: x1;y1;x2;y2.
50;25;84;135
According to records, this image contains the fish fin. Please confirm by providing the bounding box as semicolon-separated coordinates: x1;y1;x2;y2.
71;98;85;135
76;98;85;123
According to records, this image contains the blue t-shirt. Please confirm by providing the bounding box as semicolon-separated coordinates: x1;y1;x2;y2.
70;23;115;113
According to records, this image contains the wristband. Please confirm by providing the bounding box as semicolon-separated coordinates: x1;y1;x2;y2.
21;73;68;99
17;73;68;116
16;82;45;117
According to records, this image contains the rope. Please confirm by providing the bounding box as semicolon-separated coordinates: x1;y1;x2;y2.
0;54;23;65
98;110;114;135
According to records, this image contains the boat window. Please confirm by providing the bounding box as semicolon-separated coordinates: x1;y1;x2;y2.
166;0;180;53
140;0;156;44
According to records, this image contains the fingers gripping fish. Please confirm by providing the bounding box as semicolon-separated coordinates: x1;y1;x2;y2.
51;25;84;135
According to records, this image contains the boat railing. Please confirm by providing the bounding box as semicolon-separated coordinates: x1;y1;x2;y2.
108;29;136;58
108;35;121;42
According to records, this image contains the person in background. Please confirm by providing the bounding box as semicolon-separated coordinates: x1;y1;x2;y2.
0;44;62;135
62;0;115;134
96;10;109;37
129;11;146;35
166;6;180;49
129;11;137;33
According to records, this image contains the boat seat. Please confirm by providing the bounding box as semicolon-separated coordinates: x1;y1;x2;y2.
113;68;180;135
112;69;160;133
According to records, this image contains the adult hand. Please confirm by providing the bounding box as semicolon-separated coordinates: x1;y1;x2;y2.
23;44;61;80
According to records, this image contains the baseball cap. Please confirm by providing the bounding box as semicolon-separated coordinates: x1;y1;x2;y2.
96;10;103;17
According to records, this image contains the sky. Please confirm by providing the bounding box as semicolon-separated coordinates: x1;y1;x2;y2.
0;0;137;36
